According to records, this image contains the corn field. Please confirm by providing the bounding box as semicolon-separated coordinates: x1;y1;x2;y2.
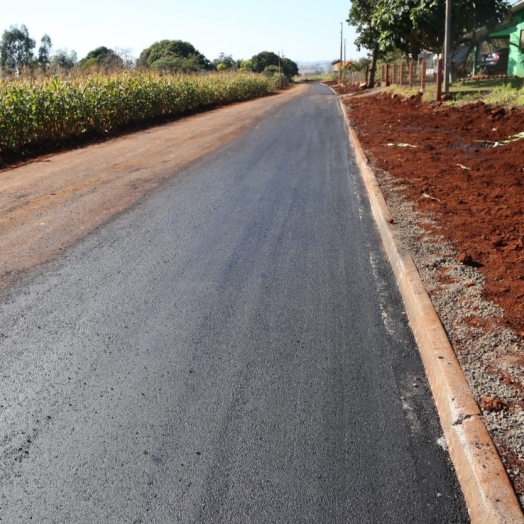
0;72;276;153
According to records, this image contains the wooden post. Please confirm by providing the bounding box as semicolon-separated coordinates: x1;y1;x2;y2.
381;65;385;86
409;60;414;88
421;59;426;91
400;63;404;87
436;56;443;101
386;64;390;86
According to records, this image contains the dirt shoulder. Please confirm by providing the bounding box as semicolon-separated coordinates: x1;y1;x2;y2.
0;84;305;292
344;90;524;505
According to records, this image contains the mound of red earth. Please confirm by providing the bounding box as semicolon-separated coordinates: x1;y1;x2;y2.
345;92;524;336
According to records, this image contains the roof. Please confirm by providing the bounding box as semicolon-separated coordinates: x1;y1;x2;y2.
460;0;524;43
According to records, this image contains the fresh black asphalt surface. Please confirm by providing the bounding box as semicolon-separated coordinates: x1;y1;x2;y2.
0;83;468;522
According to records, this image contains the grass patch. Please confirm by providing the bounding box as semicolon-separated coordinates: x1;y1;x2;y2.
447;84;524;107
296;74;335;82
386;77;524;107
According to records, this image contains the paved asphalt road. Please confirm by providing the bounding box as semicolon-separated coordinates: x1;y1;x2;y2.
0;83;468;522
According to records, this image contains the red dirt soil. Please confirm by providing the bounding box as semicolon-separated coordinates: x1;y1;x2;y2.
345;92;524;336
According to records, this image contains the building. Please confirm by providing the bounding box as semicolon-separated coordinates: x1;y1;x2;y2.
331;60;352;73
485;0;524;76
470;0;524;76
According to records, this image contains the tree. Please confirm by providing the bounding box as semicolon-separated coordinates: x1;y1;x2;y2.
38;34;52;71
282;57;299;79
138;40;210;71
0;24;36;74
213;52;236;70
51;48;78;70
263;65;281;76
149;54;203;73
372;0;511;60
239;59;253;71
251;51;280;73
351;57;372;73
251;51;298;80
80;46;123;70
347;0;387;88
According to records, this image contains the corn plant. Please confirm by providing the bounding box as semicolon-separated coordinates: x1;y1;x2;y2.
0;72;276;153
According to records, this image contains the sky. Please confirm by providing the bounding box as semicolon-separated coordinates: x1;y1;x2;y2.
1;0;367;65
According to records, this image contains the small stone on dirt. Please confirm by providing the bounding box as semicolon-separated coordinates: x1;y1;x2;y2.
458;252;474;266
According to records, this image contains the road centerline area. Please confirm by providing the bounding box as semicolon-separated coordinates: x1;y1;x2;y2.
0;83;468;522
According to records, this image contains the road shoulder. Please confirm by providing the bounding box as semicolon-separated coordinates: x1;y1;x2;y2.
0;85;306;293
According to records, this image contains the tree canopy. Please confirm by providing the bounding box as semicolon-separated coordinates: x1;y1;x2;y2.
372;0;510;57
213;52;236;70
0;25;36;74
251;51;279;73
347;0;386;87
347;0;511;85
138;40;210;72
250;51;298;79
51;48;78;70
348;0;511;62
80;46;123;70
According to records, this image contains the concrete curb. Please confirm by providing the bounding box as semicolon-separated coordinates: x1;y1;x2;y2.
335;91;524;524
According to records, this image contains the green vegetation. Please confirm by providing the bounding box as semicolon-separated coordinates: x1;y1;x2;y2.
250;51;299;81
347;0;511;88
0;25;53;74
212;53;236;71
79;46;123;71
295;73;333;82
0;72;276;153
385;79;524;106
449;84;524;107
137;40;210;73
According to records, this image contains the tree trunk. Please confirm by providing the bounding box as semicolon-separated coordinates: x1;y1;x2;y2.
367;46;379;88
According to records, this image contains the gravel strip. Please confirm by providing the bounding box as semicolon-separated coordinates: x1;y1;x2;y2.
368;160;524;505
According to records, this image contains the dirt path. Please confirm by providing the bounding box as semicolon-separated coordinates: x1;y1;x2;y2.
0;85;305;292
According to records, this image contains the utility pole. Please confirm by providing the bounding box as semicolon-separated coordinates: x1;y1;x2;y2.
339;22;343;84
443;0;452;92
278;50;281;87
344;39;346;62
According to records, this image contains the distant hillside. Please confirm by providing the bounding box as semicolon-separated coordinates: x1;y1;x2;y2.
296;61;331;75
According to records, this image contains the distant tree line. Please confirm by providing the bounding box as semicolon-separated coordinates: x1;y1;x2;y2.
0;25;299;81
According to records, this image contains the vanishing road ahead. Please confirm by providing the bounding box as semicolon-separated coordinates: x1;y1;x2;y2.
0;83;468;522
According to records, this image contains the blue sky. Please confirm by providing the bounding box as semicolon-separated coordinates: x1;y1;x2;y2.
1;0;366;64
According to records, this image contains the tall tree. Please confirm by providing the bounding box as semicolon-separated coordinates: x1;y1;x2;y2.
347;0;387;88
372;0;511;59
250;51;279;73
0;24;36;74
282;57;299;79
51;48;78;70
213;52;236;71
80;46;123;70
138;40;210;71
38;34;52;71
